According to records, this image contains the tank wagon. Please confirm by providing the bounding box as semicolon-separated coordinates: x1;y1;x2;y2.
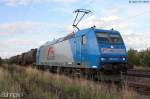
23;49;37;65
9;49;37;65
36;27;127;72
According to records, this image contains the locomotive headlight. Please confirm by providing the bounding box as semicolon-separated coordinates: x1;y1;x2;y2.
101;58;106;61
123;58;126;61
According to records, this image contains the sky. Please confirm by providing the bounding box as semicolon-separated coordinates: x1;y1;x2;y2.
0;0;150;58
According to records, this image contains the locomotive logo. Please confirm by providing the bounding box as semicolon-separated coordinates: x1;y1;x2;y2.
101;48;125;54
47;47;55;59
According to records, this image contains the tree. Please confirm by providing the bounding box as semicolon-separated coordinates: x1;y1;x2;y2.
140;48;150;67
0;57;2;65
128;49;140;66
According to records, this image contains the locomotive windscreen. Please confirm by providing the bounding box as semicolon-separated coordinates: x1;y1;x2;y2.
96;33;123;44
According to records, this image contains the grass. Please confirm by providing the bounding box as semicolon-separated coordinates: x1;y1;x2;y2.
0;64;139;99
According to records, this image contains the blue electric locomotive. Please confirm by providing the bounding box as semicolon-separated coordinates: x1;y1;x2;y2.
36;27;127;71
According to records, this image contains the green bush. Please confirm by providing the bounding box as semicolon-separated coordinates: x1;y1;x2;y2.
128;49;140;66
128;48;150;67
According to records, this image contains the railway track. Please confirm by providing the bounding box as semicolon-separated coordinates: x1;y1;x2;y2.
124;69;150;95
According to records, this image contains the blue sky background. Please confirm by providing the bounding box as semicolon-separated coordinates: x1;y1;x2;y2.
0;0;150;58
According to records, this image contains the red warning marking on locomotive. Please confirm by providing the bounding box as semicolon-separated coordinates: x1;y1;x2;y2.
48;47;54;58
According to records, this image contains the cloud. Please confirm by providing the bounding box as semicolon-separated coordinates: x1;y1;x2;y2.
0;21;68;58
0;37;48;58
55;0;78;3
0;21;65;36
3;38;38;46
123;33;150;50
74;14;127;30
0;0;37;6
100;7;121;16
0;37;40;58
100;15;120;22
0;0;78;6
0;21;39;35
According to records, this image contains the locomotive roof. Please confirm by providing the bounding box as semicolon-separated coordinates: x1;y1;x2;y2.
83;28;119;33
41;33;74;47
41;28;119;47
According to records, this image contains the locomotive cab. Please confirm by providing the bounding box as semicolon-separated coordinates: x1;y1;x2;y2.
73;28;127;71
95;29;127;71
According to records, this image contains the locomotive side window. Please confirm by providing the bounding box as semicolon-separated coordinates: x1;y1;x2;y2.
81;35;87;45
